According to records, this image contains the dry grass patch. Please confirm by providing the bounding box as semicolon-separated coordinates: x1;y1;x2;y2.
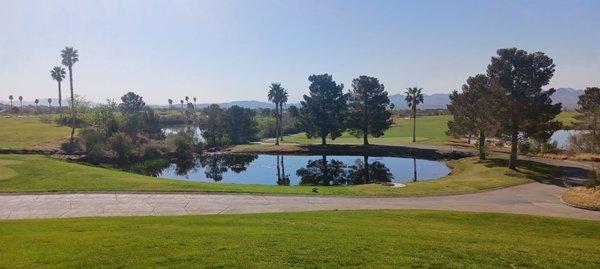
563;187;600;210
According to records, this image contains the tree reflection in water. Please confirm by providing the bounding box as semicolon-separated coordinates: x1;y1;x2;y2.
296;155;348;186
296;155;393;186
347;156;393;184
276;155;290;186
197;154;258;182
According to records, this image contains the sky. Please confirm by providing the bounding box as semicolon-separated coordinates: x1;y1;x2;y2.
1;0;599;104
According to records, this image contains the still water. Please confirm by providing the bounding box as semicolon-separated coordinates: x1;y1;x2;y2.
129;154;451;186
550;130;584;148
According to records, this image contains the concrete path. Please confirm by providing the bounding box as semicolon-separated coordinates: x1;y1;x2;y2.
1;182;599;221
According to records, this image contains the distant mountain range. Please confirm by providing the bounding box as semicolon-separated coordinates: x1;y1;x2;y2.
1;88;585;110
391;88;584;110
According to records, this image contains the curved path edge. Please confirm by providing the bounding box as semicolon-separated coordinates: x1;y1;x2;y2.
1;182;599;221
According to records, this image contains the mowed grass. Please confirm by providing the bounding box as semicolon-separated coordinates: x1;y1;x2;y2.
1;210;599;268
284;115;452;145
0;116;71;150
0;154;545;196
555;110;580;129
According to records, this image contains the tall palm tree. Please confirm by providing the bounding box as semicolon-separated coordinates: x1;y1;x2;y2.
34;99;39;107
18;96;23;108
8;95;13;108
185;96;189;104
180;99;184;109
50;66;66;109
47;98;52;108
168;99;173;108
61;46;79;143
268;83;285;145
193;97;197;109
279;89;288;141
405;86;424;142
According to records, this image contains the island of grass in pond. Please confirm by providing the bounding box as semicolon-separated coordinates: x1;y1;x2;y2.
127;154;451;186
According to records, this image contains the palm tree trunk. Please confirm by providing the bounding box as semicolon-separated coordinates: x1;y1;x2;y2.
412;106;416;142
412;157;417;182
274;103;280;146
279;103;284;142
68;65;76;143
57;81;62;110
364;155;370;183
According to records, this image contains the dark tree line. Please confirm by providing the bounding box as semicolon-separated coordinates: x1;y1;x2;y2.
199;104;259;148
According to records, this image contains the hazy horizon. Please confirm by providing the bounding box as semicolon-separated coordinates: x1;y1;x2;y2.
1;0;599;104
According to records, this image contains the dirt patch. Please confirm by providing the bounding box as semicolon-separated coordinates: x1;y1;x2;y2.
562;187;600;210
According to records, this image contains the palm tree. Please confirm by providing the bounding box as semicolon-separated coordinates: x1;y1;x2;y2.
185;96;189;104
193;97;197;109
47;98;52;108
279;89;288;141
50;66;66;109
8;95;13;108
180;99;184;109
168;98;173;108
405;86;424;142
268;83;285;145
18;96;23;108
61;46;79;143
34;99;39;107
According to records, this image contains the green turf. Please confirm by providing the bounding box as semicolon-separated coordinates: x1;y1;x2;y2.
284;115;452;145
0;154;543;196
555;110;580;129
0;116;71;150
0;210;598;268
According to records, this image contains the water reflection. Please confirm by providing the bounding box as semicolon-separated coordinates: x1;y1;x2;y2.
132;154;450;185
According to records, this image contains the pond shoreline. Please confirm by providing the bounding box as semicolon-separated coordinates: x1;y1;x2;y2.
221;143;473;160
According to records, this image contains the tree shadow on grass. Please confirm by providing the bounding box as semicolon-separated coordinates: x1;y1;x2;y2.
479;158;590;187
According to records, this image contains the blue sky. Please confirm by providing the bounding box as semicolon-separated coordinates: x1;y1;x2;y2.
1;0;599;104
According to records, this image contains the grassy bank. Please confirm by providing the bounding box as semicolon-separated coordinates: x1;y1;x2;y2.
0;210;598;267
0;154;549;196
281;111;578;146
283;114;452;145
0;116;71;150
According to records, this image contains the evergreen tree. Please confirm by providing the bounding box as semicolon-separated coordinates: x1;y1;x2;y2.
447;74;499;159
487;48;562;169
346;76;392;145
299;74;347;145
225;105;258;144
200;104;227;147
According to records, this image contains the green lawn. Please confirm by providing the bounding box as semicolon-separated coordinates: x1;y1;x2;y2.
0;154;547;196
555;110;580;129
0;116;71;150
0;210;598;267
284;115;452;145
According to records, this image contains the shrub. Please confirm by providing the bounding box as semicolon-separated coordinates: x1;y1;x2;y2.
586;167;600;188
79;128;105;153
172;131;201;157
108;132;134;163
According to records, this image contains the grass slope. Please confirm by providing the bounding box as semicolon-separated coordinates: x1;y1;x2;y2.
0;154;549;196
0;116;71;150
284;115;452;145
0;210;599;268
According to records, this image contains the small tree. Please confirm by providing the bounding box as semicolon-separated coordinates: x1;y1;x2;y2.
199;104;227;147
119;92;146;141
47;98;52;108
226;105;258;144
487;48;562;169
108;132;134;163
299;74;347;145
447;74;499;159
168;99;173;108
405;87;424;142
347;75;392;145
34;99;39;109
576;87;600;137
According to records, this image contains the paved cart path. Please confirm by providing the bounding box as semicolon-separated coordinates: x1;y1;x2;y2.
1;182;599;220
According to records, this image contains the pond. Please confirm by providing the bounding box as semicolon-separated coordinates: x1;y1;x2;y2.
128;154;451;186
550;130;585;148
